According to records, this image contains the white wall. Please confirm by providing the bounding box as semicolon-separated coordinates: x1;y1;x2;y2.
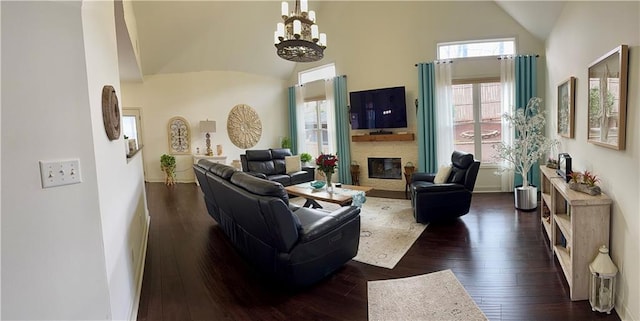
545;2;639;320
121;71;287;183
1;1;148;320
1;2;111;319
291;1;544;191
82;1;149;320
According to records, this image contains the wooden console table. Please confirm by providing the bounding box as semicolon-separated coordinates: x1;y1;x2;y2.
539;166;612;301
193;155;227;186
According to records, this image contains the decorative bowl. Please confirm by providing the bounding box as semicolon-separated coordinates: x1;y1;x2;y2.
310;180;326;189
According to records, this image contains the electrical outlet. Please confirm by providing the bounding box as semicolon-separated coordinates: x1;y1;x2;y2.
39;159;82;188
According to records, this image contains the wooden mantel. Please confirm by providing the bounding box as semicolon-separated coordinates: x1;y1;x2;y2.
351;133;414;142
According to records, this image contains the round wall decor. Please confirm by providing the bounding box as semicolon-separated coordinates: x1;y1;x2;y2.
227;104;262;149
101;85;121;140
168;116;191;154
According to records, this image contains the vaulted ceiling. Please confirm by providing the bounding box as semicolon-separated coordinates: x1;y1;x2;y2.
129;1;565;82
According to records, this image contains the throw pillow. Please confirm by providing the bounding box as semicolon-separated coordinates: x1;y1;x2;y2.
285;155;302;174
433;165;452;184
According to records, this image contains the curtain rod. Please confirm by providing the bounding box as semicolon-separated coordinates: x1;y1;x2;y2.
497;54;540;60
414;54;540;65
414;60;454;66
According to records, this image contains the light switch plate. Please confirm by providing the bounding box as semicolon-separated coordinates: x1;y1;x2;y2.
39;159;82;188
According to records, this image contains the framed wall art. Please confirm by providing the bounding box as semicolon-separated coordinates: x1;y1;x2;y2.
168;116;191;154
587;45;628;150
557;77;576;138
227;104;262;149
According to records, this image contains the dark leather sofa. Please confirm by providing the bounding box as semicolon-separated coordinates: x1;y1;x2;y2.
240;148;314;186
193;160;361;287
410;151;480;223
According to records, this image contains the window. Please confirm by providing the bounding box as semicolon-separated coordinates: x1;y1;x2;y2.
303;100;331;155
452;81;502;164
438;38;515;60
298;64;336;156
298;63;335;84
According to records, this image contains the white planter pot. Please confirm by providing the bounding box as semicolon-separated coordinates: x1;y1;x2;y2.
514;186;537;211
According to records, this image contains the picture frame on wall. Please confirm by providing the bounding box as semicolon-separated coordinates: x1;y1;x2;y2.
587;45;629;150
557;77;576;138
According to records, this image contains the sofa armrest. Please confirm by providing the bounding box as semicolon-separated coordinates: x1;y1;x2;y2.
413;183;466;193
411;172;436;183
245;171;268;180
294;206;360;243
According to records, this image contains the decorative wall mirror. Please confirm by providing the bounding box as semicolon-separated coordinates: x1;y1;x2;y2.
168;116;191;154
587;45;628;150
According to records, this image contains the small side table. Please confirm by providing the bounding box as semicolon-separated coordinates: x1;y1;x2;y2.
404;172;413;199
193;154;227;186
404;165;416;199
350;165;360;186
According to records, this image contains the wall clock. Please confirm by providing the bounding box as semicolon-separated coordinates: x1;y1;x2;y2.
227;104;262;149
101;85;121;141
167;116;191;154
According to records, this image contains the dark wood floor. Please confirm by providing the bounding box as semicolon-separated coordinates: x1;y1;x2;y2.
137;183;620;321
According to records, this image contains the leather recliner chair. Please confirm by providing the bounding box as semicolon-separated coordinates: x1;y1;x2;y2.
410;151;480;223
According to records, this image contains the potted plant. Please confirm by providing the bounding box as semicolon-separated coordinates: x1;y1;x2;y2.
568;170;602;195
493;97;558;210
160;154;176;186
281;137;292;149
300;152;312;167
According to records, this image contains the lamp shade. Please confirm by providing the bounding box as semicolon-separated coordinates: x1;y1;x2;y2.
200;120;216;133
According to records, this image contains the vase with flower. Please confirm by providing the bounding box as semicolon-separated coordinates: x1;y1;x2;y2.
316;153;338;192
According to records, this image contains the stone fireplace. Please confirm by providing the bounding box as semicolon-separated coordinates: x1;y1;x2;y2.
367;157;402;179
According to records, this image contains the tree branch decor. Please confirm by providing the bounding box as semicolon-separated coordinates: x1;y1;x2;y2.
493;97;558;188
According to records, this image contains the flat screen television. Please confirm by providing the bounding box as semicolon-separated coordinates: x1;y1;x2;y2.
349;86;407;130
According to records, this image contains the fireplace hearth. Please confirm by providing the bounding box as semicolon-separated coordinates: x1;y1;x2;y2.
368;157;402;179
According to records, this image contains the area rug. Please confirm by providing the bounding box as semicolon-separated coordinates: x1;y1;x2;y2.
291;196;426;269
368;270;488;321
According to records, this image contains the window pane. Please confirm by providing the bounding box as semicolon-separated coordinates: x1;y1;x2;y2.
303;102;319;154
299;63;336;84
438;39;515;60
318;100;330;153
480;83;502;164
452;84;474;155
122;116;137;141
452;82;503;164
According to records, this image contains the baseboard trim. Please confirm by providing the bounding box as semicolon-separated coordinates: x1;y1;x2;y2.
129;215;150;321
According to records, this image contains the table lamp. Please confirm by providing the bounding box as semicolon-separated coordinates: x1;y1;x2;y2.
200;120;216;156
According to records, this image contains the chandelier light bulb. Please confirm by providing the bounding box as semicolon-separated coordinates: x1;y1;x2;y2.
277;22;285;39
274;31;279;44
281;1;288;17
311;25;319;40
308;10;316;22
319;33;327;47
300;0;308;13
293;20;302;38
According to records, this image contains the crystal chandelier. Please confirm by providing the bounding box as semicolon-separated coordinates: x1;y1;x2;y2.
274;0;327;63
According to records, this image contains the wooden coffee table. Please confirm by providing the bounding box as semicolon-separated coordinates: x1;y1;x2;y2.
285;183;373;208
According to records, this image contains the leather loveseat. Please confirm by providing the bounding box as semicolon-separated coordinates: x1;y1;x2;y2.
193;160;361;287
240;148;314;186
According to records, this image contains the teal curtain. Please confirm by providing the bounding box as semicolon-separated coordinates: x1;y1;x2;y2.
287;86;298;155
514;55;539;187
333;76;352;184
417;63;438;174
